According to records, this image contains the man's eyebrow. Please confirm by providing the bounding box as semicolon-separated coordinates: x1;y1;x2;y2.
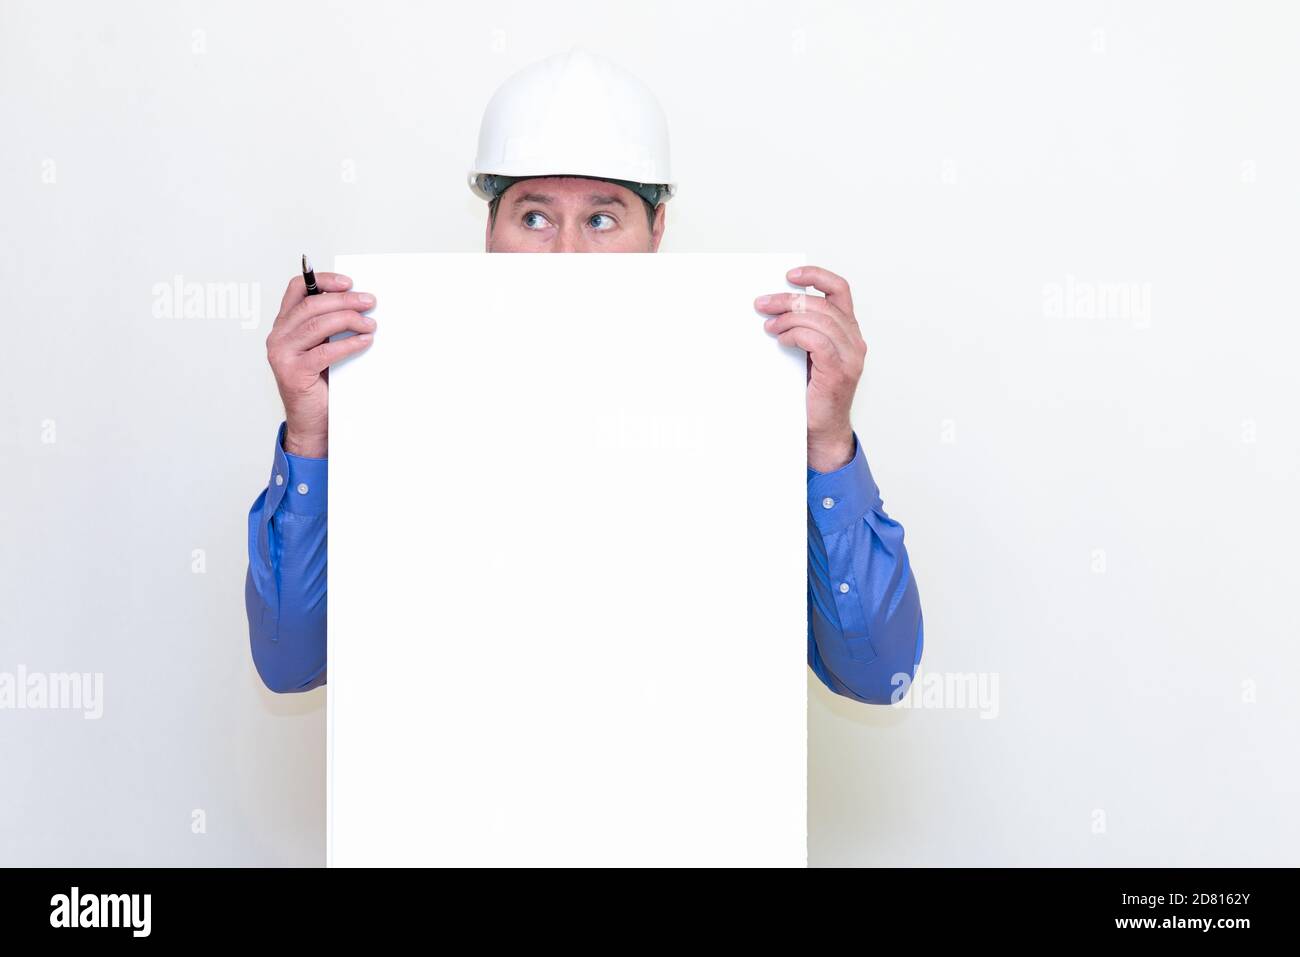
511;192;555;207
509;191;628;209
512;189;553;206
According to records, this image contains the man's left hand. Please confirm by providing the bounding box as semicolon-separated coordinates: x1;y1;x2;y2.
755;265;866;472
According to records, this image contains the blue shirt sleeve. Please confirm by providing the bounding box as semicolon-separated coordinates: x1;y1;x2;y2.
243;423;923;703
244;422;329;693
806;431;924;704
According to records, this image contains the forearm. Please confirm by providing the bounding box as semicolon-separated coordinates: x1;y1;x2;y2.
805;432;924;704
245;422;329;693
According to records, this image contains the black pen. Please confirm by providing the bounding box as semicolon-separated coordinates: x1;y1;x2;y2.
301;253;321;296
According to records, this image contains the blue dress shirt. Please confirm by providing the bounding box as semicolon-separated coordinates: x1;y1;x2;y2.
246;422;924;703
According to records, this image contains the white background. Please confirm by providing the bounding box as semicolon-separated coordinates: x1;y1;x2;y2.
1;0;1296;865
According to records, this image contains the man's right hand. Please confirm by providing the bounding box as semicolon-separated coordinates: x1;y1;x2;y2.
266;272;376;458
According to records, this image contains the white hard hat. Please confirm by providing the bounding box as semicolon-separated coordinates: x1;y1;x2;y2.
468;47;676;208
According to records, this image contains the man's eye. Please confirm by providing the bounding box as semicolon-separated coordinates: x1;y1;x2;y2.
589;213;615;230
523;211;550;230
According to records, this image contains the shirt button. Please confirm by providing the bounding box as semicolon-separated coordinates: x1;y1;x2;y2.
297;483;309;495
821;497;835;509
274;474;284;486
838;582;850;594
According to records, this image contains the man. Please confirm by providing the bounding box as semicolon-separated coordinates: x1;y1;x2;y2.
246;49;923;704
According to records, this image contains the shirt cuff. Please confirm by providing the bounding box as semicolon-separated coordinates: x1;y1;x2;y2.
807;431;881;536
267;421;328;516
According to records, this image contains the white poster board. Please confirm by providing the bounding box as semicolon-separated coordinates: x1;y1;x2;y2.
328;253;807;866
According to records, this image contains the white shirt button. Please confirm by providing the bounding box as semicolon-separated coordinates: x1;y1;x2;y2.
297;483;309;495
821;496;835;509
274;474;284;486
838;582;850;594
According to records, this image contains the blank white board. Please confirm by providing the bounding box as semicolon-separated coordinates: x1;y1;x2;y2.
328;253;807;866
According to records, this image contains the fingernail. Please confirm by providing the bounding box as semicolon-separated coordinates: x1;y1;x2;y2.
755;295;772;307
363;315;377;328
788;268;804;281
336;274;352;285
356;293;375;307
